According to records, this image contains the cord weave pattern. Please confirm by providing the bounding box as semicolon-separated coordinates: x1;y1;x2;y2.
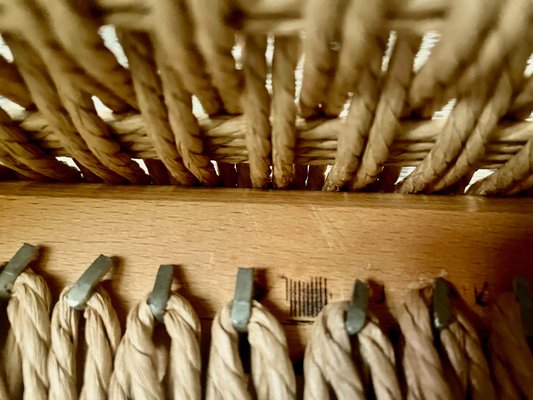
0;0;529;193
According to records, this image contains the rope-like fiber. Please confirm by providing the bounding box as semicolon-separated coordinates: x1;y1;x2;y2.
467;137;533;195
430;43;530;193
504;173;533;195
109;293;201;400
11;108;531;168
5;35;123;184
439;305;496;400
155;44;220;186
2;270;52;400
397;78;491;194
304;302;365;399
298;0;349;117
3;323;24;398
48;285;121;400
119;31;197;186
0;0;130;114
397;290;453;399
0;152;47;180
509;75;533;119
0;107;80;182
488;292;533;399
0;365;8;400
350;35;417;190
429;78;511;192
323;41;383;190
11;108;531;166
323;0;385;117
304;302;401;399
151;0;222;116
242;35;272;188
4;0;149;184
408;0;500;109
44;0;138;109
271;36;299;188
0;55;33;109
452;0;532;99
0;0;530;192
206;301;296;399
186;0;243;115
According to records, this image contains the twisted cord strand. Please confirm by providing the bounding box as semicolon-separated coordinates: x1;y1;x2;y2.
3;270;52;400
430;44;531;192
397;290;453;399
299;0;350;117
5;35;122;184
119;31;197;186
206;301;296;399
48;285;121;400
0;55;33;108
154;42;219;186
0;107;79;182
242;35;272;188
271;36;299;188
186;0;243;114
489;292;533;399
44;0;138;109
408;0;500;108
151;0;222;115
439;305;496;400
304;302;401;399
351;35;417;190
109;293;201;400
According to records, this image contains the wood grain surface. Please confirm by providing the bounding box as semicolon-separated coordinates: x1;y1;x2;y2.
1;182;533;358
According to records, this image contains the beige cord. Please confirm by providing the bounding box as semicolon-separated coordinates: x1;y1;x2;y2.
155;43;220;186
206;300;296;399
0;55;33;108
2;269;52;400
44;0;138;109
2;0;149;184
48;285;121;400
118;31;197;186
299;0;348;118
324;38;384;191
0;367;8;400
109;293;201;400
186;0;243;115
242;35;272;188
351;35;417;190
0;107;80;182
323;0;385;117
4;35;123;184
271;36;299;188
408;0;500;109
397;290;453;399
150;0;222;115
439;304;496;399
489;292;533;399
429;43;531;193
304;301;401;399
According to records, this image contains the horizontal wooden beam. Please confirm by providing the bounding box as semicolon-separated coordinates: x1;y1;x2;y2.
1;182;533;358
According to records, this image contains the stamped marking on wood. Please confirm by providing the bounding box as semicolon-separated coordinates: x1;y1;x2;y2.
283;276;328;318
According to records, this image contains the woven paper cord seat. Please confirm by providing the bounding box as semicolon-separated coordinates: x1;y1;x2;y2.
0;0;531;194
